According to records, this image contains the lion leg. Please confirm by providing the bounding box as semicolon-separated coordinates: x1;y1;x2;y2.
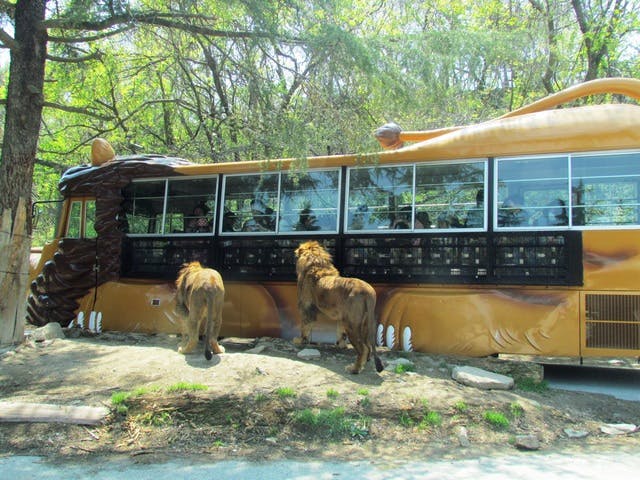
336;319;347;348
178;307;200;355
294;305;317;345
344;329;368;374
207;302;225;355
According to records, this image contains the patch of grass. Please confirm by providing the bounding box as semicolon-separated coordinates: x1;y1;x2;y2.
399;412;414;427
254;393;268;402
275;387;297;399
326;388;339;399
295;407;370;439
394;363;415;374
510;402;525;418
166;382;208;393
484;410;510;430
357;388;369;396
454;400;468;413
419;410;442;428
110;391;131;406
516;377;549;393
137;410;173;426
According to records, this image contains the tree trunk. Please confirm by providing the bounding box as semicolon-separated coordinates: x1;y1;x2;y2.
0;200;29;345
0;0;48;345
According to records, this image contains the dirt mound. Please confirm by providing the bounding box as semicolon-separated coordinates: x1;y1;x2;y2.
1;332;639;462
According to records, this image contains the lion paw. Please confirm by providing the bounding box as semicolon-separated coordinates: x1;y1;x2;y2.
345;363;363;374
293;336;309;345
211;343;225;354
178;345;195;355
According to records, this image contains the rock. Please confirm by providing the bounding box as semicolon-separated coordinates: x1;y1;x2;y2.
600;423;637;435
451;366;514;390
564;428;589;438
30;323;65;342
457;426;470;447
514;434;540;450
246;345;266;354
297;348;321;360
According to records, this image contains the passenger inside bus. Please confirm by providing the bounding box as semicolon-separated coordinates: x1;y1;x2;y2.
536;198;568;226
242;200;275;232
391;206;411;229
222;209;238;232
186;203;211;233
465;189;484;228
499;194;528;227
294;207;320;231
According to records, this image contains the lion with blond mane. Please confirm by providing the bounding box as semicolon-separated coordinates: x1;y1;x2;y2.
175;262;225;360
294;241;383;373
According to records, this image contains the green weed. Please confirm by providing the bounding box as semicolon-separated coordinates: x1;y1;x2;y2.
166;382;208;393
516;377;549;393
294;407;370;439
326;388;339;399
275;387;297;398
484;410;510;429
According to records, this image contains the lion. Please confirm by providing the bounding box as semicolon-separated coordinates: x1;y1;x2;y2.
294;241;383;374
175;261;225;360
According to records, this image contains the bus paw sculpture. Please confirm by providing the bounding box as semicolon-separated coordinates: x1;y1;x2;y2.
28;78;640;363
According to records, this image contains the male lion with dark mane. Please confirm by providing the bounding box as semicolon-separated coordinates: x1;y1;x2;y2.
294;241;383;374
175;262;225;360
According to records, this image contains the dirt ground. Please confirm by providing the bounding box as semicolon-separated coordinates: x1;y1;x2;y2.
0;330;639;464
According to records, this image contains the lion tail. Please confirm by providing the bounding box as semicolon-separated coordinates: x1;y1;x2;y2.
204;297;214;361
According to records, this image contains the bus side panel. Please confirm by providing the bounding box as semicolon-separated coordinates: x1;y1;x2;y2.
377;287;580;357
582;230;640;291
85;280;284;338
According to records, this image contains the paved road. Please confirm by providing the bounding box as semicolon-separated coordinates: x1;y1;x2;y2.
2;452;639;479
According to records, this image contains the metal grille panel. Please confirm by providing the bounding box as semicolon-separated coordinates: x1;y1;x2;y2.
585;294;640;350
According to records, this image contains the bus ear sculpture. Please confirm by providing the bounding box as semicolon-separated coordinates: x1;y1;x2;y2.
175;262;226;360
90;138;116;166
294;241;384;374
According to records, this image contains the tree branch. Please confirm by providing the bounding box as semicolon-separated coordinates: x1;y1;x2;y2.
42;11;302;44
46;51;102;63
0;27;16;50
48;25;133;44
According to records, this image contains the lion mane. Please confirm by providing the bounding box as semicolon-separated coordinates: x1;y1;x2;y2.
175;261;225;360
294;241;383;373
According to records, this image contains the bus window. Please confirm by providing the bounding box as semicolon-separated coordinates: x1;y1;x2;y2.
222;173;278;233
65;199;97;239
165;177;217;234
572;152;640;227
346;165;413;232
279;169;340;233
66;200;83;237
496;156;569;229
85;200;97;238
123;180;166;234
415;161;486;230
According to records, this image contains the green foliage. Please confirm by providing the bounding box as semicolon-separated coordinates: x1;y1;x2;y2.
516;377;549;393
166;382;208;393
394;363;415;374
454;400;468;413
294;407;370;439
484;410;510;429
510;402;524;418
275;387;297;399
326;388;339;399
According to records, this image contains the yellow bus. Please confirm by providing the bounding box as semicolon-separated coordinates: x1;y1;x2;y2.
28;77;640;359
